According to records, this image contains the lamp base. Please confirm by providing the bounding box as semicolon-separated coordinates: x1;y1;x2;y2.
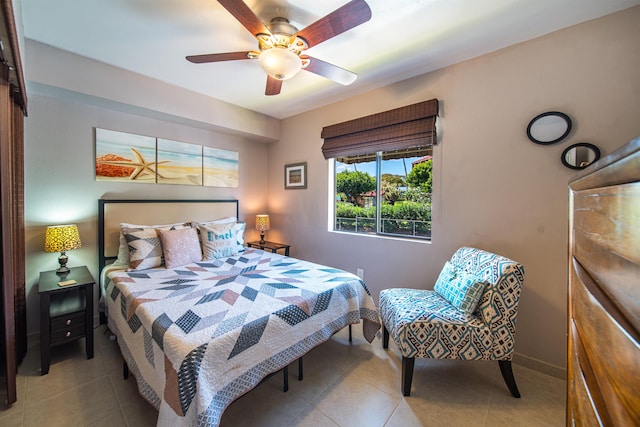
56;252;70;274
259;233;266;244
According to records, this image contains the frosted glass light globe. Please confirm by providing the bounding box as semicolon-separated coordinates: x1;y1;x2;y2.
258;48;302;80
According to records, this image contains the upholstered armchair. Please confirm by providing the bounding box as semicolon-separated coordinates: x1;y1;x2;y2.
379;246;525;397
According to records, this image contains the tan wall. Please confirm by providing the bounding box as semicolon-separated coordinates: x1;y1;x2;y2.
23;93;269;336
267;7;640;369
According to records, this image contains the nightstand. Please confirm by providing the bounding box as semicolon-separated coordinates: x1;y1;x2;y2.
39;265;95;375
246;240;290;256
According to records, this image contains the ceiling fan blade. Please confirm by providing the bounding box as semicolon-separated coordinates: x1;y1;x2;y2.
217;0;270;37
295;0;372;48
265;76;283;96
303;56;357;85
186;52;252;63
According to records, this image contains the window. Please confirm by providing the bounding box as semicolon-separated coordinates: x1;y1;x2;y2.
322;99;438;241
334;147;432;239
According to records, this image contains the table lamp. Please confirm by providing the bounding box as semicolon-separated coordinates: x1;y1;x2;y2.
255;215;270;244
44;224;82;274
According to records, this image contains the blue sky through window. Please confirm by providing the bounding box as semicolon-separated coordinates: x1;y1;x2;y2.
336;158;419;178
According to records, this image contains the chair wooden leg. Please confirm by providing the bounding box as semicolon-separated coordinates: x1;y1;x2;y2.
383;325;389;349
348;324;352;342
499;360;521;398
402;356;415;396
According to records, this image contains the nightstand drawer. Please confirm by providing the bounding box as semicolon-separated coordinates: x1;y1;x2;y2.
51;311;85;331
50;324;85;345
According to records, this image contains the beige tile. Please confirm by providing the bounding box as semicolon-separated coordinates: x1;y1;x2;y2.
17;346;41;376
98;339;128;378
23;376;120;427
486;364;566;426
25;346;108;405
289;407;340;427
348;344;403;397
290;337;362;403
384;399;429;427
87;409;128;427
10;324;566;427
220;375;310;427
109;373;158;427
409;359;498;401
383;360;499;427
312;369;401;427
0;408;24;427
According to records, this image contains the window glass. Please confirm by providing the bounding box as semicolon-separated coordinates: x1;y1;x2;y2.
335;158;376;233
334;146;432;240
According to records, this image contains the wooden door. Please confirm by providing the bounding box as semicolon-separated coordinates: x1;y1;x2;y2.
0;0;27;407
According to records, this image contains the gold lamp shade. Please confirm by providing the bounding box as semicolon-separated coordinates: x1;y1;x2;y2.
255;215;270;244
45;224;82;273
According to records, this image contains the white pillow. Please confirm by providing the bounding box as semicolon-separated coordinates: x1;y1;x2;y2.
199;222;244;260
197;216;237;225
193;218;245;251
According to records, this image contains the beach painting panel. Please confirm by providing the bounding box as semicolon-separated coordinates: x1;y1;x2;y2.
203;147;239;188
95;128;158;183
157;138;203;186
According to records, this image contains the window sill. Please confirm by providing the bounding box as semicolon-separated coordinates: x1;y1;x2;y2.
328;229;432;244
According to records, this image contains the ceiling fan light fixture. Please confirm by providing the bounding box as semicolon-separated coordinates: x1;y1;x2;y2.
258;48;302;80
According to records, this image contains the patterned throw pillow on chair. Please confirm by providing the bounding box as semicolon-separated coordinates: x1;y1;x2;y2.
434;261;487;314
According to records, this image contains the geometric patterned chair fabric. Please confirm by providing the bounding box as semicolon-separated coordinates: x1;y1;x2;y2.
379;246;525;397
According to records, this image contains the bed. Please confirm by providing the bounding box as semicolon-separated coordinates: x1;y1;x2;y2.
98;199;381;427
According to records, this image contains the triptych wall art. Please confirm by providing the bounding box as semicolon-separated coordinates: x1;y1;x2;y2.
95;128;238;187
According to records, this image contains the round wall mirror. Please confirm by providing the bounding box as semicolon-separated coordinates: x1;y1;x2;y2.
561;143;601;170
526;111;572;144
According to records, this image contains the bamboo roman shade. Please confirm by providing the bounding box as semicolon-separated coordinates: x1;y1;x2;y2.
321;99;438;160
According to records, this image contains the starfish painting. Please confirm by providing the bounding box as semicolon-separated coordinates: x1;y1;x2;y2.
97;148;169;180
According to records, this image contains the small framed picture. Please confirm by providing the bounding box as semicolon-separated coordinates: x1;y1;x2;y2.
284;162;307;189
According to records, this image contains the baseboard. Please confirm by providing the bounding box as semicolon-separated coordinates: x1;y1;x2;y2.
513;352;566;380
26;332;39;349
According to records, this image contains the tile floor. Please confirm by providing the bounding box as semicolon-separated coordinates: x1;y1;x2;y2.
0;325;566;426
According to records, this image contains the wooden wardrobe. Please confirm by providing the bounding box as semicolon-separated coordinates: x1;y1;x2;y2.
567;136;640;425
1;0;28;407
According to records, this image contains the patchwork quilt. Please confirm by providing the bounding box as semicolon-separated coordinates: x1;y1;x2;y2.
106;249;380;427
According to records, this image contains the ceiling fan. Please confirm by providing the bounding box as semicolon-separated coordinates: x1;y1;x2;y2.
186;0;372;96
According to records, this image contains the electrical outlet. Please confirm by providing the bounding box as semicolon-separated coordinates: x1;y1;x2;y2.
356;268;364;280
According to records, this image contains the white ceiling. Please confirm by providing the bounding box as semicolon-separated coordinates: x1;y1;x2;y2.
20;0;640;119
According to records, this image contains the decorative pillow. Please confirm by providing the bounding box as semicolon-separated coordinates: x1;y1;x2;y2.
116;232;131;265
194;219;245;253
117;222;193;265
234;221;246;249
158;228;202;269
198;216;237;225
199;221;240;260
434;261;487;314
122;227;163;270
433;261;456;292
